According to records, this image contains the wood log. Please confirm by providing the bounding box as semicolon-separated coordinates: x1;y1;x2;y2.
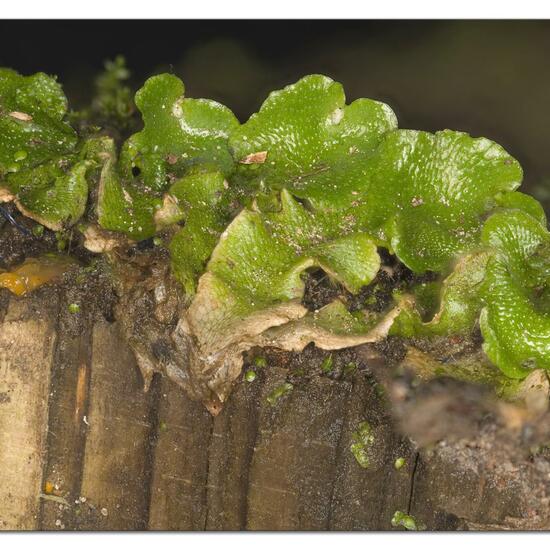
1;286;550;531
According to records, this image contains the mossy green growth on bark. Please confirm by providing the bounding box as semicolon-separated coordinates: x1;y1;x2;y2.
1;65;549;397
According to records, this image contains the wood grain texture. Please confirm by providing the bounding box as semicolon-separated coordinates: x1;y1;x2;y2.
0;292;57;530
148;377;212;530
204;369;264;530
328;373;415;530
78;320;156;530
246;370;349;530
39;291;93;530
1;288;550;531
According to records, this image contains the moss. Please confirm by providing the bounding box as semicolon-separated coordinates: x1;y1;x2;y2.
267;382;294;405
350;421;375;468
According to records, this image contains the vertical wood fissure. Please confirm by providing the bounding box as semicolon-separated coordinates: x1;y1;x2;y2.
407;451;420;515
142;373;163;529
38;286;94;530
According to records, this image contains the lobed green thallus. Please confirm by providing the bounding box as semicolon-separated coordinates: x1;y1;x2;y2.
1;67;549;383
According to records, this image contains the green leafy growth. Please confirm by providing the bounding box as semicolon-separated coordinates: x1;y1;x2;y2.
210;189;379;299
0;69;101;230
121;73;239;190
162;169;235;296
494;191;547;226
3;66;550;397
6;156;91;230
391;251;490;337
191;189;380;349
360;130;523;272
230;74;398;208
480;209;550;378
91;56;135;128
97;73;239;239
97;152;162;239
230;76;522;274
0;68;77;176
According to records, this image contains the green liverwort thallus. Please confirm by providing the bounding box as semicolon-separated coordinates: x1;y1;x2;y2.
1;67;548;397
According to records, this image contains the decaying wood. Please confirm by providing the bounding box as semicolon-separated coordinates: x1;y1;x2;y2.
148;377;212;530
1;284;550;531
0;293;57;530
76;319;156;529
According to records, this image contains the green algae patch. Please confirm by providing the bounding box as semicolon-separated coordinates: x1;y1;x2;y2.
350;420;375;468
267;382;294;405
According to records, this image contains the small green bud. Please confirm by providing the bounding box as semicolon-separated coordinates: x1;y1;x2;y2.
254;356;267;368
391;510;423;531
68;303;80;314
391;511;404;528
402;516;417;531
320;354;333;373
32;224;45;237
245;369;257;382
56;232;68;251
153;236;163;246
394;457;406;470
343;362;357;375
267;382;293;405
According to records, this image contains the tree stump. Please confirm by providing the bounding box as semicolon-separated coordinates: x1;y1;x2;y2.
1;282;550;531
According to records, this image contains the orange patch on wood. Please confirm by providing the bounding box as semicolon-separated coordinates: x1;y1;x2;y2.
0;255;77;296
74;363;89;425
